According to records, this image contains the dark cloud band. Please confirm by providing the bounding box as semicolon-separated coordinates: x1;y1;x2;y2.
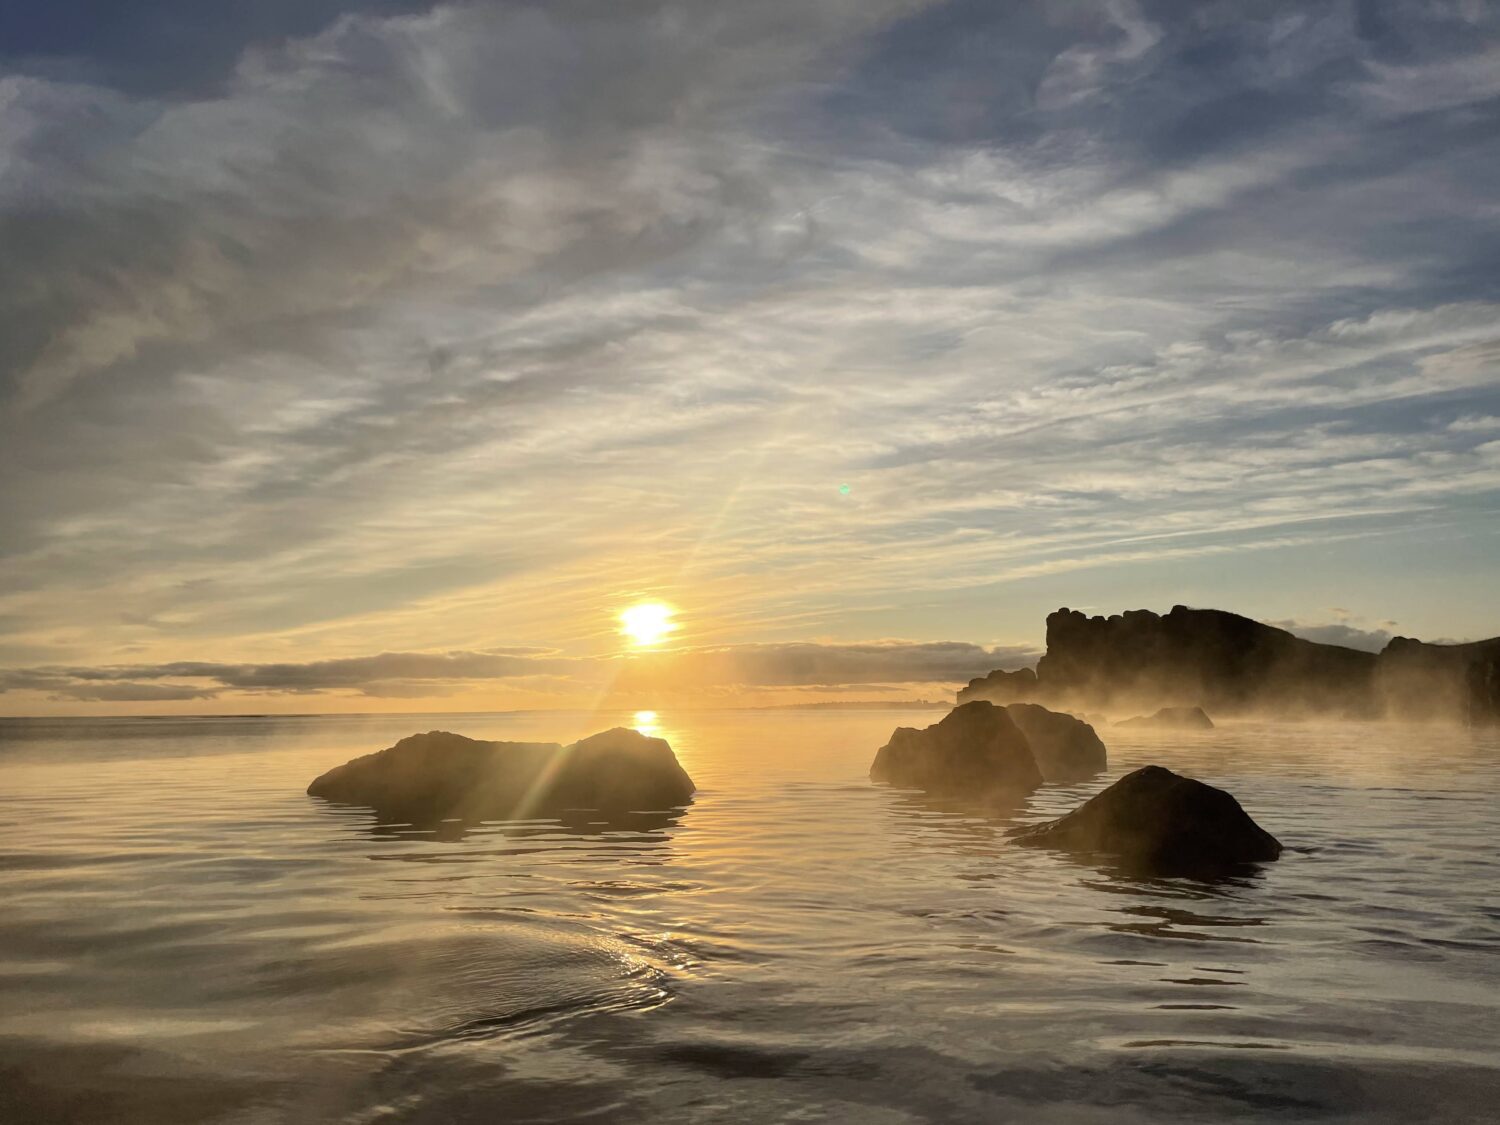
0;639;1037;701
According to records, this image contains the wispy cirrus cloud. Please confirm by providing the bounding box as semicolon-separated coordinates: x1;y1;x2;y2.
1;0;1498;711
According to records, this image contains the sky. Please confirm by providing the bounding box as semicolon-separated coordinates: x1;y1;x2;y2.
1;0;1499;715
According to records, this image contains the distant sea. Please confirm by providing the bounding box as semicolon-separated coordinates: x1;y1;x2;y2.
2;710;1499;1123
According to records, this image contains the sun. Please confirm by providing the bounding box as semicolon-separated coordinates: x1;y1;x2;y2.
619;601;677;648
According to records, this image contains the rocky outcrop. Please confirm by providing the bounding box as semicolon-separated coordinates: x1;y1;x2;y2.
1038;606;1378;718
957;667;1036;705
1115;706;1214;730
1009;765;1282;874
1376;636;1500;723
307;728;695;825
1003;703;1107;781
961;604;1500;724
870;701;1042;797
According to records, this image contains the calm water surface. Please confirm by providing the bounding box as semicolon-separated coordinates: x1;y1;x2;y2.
2;710;1498;1123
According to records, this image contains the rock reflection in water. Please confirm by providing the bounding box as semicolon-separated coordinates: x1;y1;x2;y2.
336;805;690;844
3;712;1499;1124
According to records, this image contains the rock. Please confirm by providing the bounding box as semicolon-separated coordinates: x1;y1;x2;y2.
870;701;1042;796
1003;703;1107;781
959;604;1500;724
307;727;695;825
1115;706;1214;730
1376;635;1500;723
1009;765;1282;874
1037;605;1380;718
956;666;1037;705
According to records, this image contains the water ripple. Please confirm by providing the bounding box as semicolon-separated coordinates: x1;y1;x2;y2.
1;712;1497;1123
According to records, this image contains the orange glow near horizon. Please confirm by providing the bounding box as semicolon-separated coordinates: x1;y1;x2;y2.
619;602;677;648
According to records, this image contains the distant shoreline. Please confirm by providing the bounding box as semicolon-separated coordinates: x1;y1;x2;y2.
0;702;954;722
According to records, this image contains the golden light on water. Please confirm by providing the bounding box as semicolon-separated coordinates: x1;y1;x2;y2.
632;710;660;735
619;602;676;648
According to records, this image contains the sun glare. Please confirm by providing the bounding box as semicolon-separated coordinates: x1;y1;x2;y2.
619;602;676;648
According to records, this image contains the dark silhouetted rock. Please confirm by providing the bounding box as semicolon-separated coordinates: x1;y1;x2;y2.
1376;635;1500;723
307;728;694;825
871;701;1042;796
1003;703;1106;781
1038;606;1379;718
961;604;1500;724
956;666;1036;705
1009;765;1282;874
1115;706;1214;730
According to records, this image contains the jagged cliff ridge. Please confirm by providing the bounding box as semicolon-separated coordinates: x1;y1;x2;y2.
958;667;1036;704
1041;606;1378;718
959;605;1500;724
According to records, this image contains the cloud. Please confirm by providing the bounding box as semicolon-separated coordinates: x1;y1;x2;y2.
2;0;1500;700
1449;414;1500;433
0;638;1036;701
46;682;221;703
1034;0;1161;111
605;641;1038;692
1264;605;1444;653
0;649;566;700
1267;620;1395;653
0;1;435;97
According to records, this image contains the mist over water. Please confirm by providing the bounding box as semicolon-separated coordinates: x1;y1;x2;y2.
2;711;1499;1123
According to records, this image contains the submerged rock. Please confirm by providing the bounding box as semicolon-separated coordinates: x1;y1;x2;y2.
1009;765;1281;874
1115;705;1214;730
870;701;1042;796
1003;703;1107;782
307;727;695;825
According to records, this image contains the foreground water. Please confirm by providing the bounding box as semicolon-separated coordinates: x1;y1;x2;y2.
1;710;1498;1124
